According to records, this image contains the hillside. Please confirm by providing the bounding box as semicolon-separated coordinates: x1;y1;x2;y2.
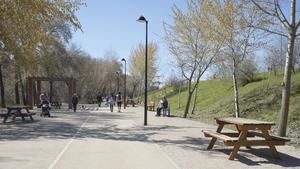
148;70;300;145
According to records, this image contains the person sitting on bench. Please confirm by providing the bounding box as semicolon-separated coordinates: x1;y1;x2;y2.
156;96;168;116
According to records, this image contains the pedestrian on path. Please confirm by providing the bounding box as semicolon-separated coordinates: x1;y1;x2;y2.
39;92;49;105
96;94;102;107
116;92;122;112
72;93;79;112
108;93;115;112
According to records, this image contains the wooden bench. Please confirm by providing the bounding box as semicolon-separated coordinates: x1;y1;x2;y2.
3;106;36;123
249;131;290;143
127;99;136;107
203;130;239;145
162;106;171;117
147;101;155;111
51;101;61;109
203;117;290;160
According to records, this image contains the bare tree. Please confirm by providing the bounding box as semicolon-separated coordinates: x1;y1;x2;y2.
128;42;158;98
292;38;300;71
265;38;287;76
251;0;300;136
203;0;265;117
164;0;219;118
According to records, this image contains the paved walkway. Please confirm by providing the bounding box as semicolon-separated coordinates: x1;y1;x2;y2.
0;105;300;169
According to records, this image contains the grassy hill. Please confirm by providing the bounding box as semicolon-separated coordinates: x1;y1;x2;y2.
148;69;300;145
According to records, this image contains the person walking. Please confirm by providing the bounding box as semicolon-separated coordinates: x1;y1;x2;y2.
116;92;122;112
108;93;115;112
96;94;102;107
72;93;79;112
39;92;49;104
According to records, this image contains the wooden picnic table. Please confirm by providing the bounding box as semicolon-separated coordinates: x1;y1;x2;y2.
3;106;35;123
203;117;289;160
51;101;61;109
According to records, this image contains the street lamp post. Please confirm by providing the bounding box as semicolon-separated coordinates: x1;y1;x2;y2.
121;58;126;109
137;15;148;126
116;71;120;93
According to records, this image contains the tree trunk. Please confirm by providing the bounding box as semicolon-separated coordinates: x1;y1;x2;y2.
50;81;53;102
18;69;26;105
178;84;181;109
183;79;194;118
15;70;20;104
131;83;138;98
183;91;193;118
273;67;277;76
291;62;295;74
0;65;6;108
232;59;240;118
191;83;199;115
278;31;296;137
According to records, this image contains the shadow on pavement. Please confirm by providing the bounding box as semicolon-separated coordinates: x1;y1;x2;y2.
1;110;299;168
209;147;300;168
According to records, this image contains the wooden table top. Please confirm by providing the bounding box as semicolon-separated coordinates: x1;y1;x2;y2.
216;117;275;126
7;105;31;109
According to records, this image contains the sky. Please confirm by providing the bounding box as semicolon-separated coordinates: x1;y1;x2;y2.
70;0;186;82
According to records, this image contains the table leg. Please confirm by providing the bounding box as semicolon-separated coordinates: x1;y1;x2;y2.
26;108;34;121
235;125;251;149
261;130;280;159
19;110;25;121
229;130;248;160
3;110;11;123
207;123;224;150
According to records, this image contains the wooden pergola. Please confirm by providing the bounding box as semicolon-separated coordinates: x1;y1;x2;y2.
26;76;76;109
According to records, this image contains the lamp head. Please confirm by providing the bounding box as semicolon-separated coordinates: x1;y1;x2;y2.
9;54;14;60
121;58;126;62
137;16;147;22
0;41;4;49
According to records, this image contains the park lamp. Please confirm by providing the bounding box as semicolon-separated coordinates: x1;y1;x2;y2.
137;15;148;126
9;54;14;60
121;58;126;109
137;16;148;23
0;41;4;49
116;71;120;93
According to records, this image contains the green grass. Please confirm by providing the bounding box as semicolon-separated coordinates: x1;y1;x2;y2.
148;70;300;144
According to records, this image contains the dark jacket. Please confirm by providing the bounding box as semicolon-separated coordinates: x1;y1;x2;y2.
72;95;79;104
162;100;168;109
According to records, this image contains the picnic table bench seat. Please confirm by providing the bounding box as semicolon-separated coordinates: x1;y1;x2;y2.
203;130;238;144
0;112;6;118
13;112;36;117
203;130;289;147
249;131;290;142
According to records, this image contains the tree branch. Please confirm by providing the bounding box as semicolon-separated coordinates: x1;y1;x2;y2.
252;0;289;30
250;25;288;37
274;0;290;29
296;20;300;30
251;0;274;16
